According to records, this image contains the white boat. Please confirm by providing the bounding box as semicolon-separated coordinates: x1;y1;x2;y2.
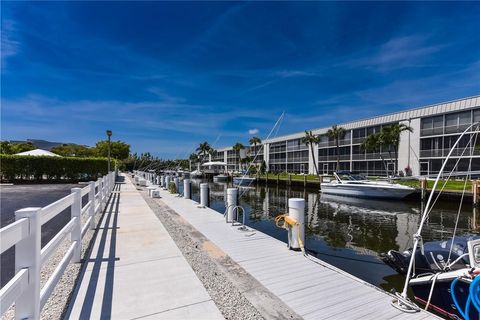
213;174;229;182
190;169;203;178
233;176;256;186
320;172;415;199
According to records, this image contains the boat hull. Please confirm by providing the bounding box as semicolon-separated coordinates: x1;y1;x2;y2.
320;184;414;199
233;177;256;186
213;175;229;182
410;276;477;319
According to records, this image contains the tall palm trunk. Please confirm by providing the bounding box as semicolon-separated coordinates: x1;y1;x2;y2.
310;144;319;176
377;148;389;177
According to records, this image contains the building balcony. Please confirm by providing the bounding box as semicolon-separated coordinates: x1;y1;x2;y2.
420;147;480;158
269;158;286;164
420;127;444;136
286;145;309;152
287;157;309;163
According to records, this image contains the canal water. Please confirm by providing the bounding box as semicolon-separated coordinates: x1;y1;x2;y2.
183;178;479;294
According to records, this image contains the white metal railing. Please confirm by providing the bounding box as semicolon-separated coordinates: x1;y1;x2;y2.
0;171;116;319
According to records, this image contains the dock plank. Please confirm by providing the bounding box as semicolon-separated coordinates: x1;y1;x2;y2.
158;188;439;320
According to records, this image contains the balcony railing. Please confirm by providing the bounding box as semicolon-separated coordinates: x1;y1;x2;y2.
286;145;308;152
269;158;286;164
286;157;309;162
420;147;480;158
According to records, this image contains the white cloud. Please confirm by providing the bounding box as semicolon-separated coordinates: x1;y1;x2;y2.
248;128;259;135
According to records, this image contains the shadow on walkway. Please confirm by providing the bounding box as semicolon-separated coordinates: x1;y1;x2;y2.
64;182;121;319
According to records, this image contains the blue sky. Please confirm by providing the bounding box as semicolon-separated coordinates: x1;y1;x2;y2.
1;2;479;158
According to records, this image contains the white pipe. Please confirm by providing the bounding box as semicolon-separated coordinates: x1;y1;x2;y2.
183;179;191;199
200;183;209;207
288;198;305;250
226;188;238;222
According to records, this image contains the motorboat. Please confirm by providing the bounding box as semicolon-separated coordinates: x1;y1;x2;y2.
390;122;480;318
407;238;480;319
213;174;229;182
190;169;203;178
382;236;479;275
233;176;256;186
320;172;415;199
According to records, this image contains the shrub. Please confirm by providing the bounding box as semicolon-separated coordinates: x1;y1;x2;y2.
168;182;177;194
0;155;115;182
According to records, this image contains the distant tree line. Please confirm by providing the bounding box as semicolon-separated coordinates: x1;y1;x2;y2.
123;152;189;172
1;140;130;160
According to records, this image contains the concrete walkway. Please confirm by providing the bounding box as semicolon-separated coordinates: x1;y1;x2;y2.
65;175;223;319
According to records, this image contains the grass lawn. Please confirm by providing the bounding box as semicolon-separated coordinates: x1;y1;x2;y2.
257;173;473;192
258;173;320;181
397;179;472;192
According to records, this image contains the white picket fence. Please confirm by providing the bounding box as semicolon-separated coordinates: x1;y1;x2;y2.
0;171;116;319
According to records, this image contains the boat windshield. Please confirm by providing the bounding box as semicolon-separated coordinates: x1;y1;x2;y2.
337;174;366;181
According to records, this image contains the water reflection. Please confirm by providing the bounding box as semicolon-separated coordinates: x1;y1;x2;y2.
186;178;477;292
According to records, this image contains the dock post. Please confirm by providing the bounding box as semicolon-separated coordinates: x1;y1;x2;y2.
226;188;238;223
421;178;427;202
184;179;191;199
473;180;479;207
304;174;307;187
89;181;96;229
319;175;323;190
14;207;42;320
71;187;82;263
266;172;268;184
288;198;305;251
200;183;210;207
288;174;292;186
277;174;279;185
98;178;104;210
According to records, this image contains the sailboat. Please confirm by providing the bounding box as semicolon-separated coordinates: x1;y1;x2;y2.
391;122;480;319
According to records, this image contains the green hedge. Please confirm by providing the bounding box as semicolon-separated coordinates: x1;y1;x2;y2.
0;155;115;182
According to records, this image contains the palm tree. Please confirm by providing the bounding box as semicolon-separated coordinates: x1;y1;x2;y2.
327;125;346;172
208;148;217;160
196;141;211;163
249;136;262;157
188;153;199;171
382;123;413;175
360;133;389;176
232;142;245;172
301;130;320;176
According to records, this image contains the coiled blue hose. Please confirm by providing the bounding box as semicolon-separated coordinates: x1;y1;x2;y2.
451;276;480;320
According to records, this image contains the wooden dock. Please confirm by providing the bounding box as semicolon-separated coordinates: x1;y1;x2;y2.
156;188;439;320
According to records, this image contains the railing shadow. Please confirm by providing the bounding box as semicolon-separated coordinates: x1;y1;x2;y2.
63;182;121;319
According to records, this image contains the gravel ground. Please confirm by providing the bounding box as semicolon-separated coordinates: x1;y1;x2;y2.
2;195;111;320
138;183;300;320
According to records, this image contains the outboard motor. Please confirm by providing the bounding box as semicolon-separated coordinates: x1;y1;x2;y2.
381;236;480;275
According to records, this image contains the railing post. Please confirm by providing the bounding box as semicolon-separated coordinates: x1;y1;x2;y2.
15;207;42;320
97;177;102;212
100;178;105;211
89;181;96;230
71;188;82;263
